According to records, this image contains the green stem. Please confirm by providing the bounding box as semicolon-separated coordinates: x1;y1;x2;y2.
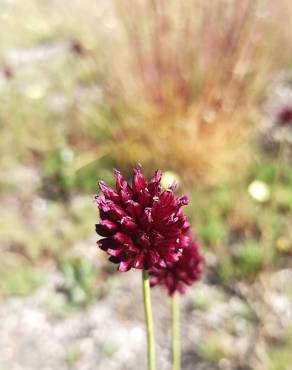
171;294;180;370
264;140;288;267
271;139;288;207
142;270;156;370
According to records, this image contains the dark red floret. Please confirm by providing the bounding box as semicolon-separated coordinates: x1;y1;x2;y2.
278;106;292;126
149;240;203;296
95;165;191;272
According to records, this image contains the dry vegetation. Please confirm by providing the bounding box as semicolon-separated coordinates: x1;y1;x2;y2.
95;0;292;184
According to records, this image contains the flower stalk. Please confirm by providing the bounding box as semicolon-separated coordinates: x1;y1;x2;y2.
95;166;203;370
171;294;180;370
142;270;156;370
271;139;288;206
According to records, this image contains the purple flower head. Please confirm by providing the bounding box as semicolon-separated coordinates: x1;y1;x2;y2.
95;165;191;272
278;106;292;126
149;240;203;296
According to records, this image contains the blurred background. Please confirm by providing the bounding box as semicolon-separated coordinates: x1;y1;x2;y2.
0;0;292;369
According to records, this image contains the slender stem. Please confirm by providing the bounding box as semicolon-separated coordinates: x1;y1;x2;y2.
266;140;288;267
271;139;288;207
171;294;180;370
142;270;156;370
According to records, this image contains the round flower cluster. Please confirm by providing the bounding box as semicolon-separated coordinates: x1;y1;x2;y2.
261;83;292;145
149;240;203;296
95;165;203;294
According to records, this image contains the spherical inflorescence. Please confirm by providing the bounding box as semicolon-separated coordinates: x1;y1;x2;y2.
95;165;191;272
149;240;203;296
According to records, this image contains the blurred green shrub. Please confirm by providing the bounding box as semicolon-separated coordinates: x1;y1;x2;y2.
0;259;43;298
58;257;97;307
197;331;230;364
233;239;265;279
268;340;292;370
42;146;75;199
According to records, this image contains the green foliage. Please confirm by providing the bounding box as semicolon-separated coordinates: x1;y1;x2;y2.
274;186;292;212
209;186;235;217
0;198;96;260
285;166;292;185
58;257;97;307
101;340;120;358
252;161;277;184
197;332;229;364
268;334;292;370
191;295;210;312
233;240;265;279
0;260;43;298
268;350;292;370
199;217;226;246
42;146;75;199
75;160;114;194
64;344;82;366
189;187;230;246
217;256;236;283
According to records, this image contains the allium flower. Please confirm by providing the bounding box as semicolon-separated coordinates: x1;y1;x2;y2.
95;165;191;272
149;240;203;296
261;82;292;144
278;106;292;126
